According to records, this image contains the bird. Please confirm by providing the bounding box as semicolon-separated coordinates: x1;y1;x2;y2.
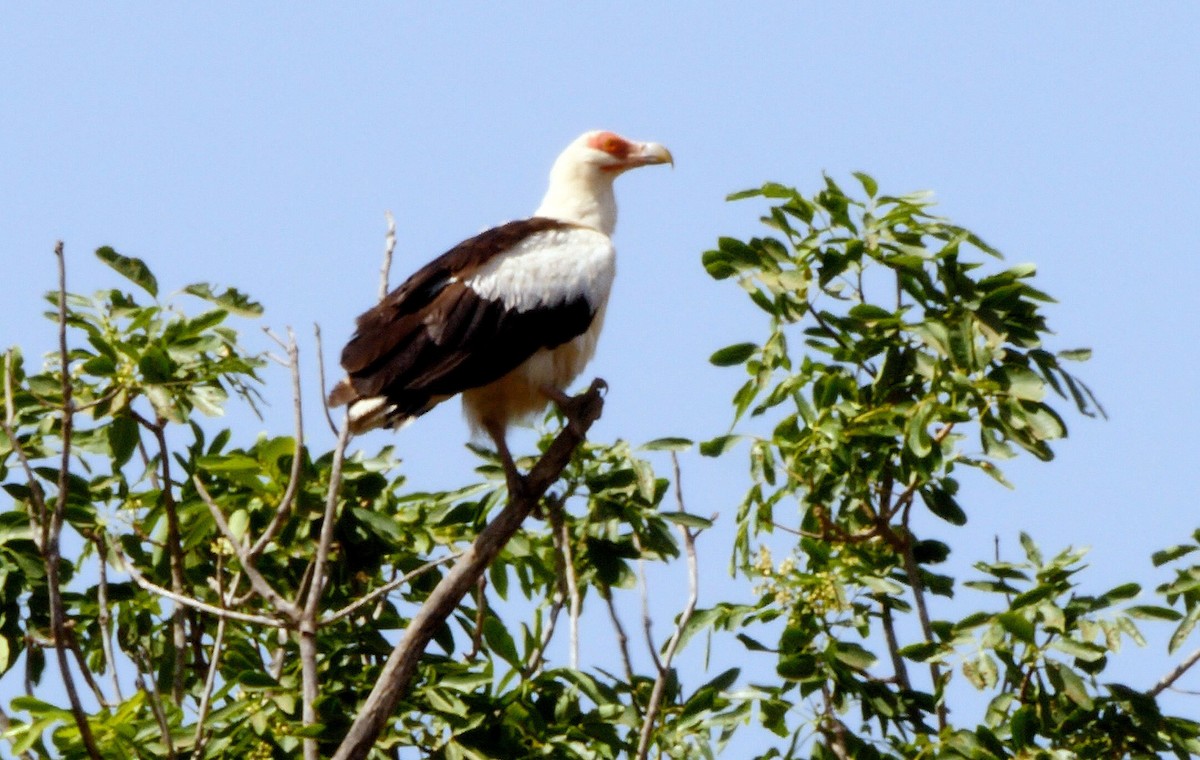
328;130;673;493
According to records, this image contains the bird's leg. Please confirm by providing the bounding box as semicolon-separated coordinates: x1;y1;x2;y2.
542;379;608;438
483;419;529;501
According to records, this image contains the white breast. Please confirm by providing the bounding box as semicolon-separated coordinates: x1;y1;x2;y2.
463;227;616;312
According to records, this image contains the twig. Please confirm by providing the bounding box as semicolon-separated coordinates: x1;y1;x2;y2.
92;534;124;702
633;533;663;674
523;597;564;677
820;681;851;760
379;210;397;303
193;476;299;620
636;453;702;760
332;379;605;760
131;410;189;702
1149;646;1200;698
301;421;353;760
323;554;461;624
549;503;581;669
134;647;176;760
603;592;642;717
115;546;286;627
45;242;102;759
250;327;305;558
193;554;229;755
467;576;487;661
314;324;339;436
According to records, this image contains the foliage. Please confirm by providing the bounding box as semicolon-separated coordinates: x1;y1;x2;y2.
1;177;1198;759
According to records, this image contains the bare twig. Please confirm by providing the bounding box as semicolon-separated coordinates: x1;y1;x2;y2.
193;554;229;755
632;533;663;674
92;535;124;702
379;210;397;302
301;421;353;760
250;327;305;558
820;681;851;760
332;379;605;760
323;554;461;624
523;597;565;677
4;350;48;554
193;476;300;620
131;411;189;702
1149;646;1200;698
602;592;642;717
549;504;581;669
467;576;487;661
314;323;339;436
44;242;102;759
134;647;176;760
636;454;702;760
115;546;286;628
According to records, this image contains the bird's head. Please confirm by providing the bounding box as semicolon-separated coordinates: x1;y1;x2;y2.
571;130;674;174
537;131;672;234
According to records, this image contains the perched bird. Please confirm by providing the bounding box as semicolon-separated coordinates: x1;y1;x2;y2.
328;130;672;490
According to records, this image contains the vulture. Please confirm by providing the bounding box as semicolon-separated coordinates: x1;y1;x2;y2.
329;130;673;490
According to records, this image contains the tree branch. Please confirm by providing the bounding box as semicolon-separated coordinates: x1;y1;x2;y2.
45;241;102;759
379;210;397;303
1149;645;1200;698
636;453;702;760
249;327;305;559
332;379;605;760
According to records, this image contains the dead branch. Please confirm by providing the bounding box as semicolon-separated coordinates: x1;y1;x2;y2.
332;379;605;760
193;554;228;756
379;210;397;302
323;554;461;625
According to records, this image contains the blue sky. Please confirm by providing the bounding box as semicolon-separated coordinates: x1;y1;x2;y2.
3;3;1199;750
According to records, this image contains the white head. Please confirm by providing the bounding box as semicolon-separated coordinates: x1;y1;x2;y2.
534;130;673;236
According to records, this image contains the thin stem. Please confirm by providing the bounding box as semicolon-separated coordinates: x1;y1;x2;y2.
134;647;176;760
636;454;702;760
301;421;352;760
323;554;461;624
314;323;339;436
93;534;123;701
46;242;102;759
193;476;299;619
549;505;581;669
602;592;642;718
193;554;229;755
1149;646;1200;698
249;327;305;559
379;211;397;303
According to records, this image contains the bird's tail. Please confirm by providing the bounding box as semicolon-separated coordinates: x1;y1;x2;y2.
328;379;408;434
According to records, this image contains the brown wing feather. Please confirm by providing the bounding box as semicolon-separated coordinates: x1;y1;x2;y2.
333;217;593;421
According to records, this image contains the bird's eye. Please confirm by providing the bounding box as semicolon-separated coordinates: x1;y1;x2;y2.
588;131;628;158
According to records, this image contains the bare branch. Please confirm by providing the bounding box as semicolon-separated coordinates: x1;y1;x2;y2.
134;647;176;760
602;592;642;717
93;534;123;702
301;421;353;760
114;545;286;627
636;454;702;760
323;553;461;624
313;323;339;436
249;327;305;559
192;476;299;619
4;349;48;554
45;242;102;759
193;554;229;756
333;379;605;760
549;503;581;669
1149;646;1200;698
379;210;397;303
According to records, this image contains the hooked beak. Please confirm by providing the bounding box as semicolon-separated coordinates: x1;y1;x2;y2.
629;141;674;168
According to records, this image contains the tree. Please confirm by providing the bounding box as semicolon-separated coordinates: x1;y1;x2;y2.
2;176;1198;759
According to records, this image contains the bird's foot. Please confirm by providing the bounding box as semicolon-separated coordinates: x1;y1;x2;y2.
544;379;607;438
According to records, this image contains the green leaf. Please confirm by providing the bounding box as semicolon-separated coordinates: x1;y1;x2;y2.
1152;544;1198;566
482;617;520;667
184;283;264;317
710;342;757;367
1050;661;1093;709
993;365;1045;402
1125;605;1182;621
997;612;1035;643
660;511;713;530
640;437;693;452
852;171;878;198
699;434;742;457
96;246;158;297
108;413;139;469
1058;348;1093;361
